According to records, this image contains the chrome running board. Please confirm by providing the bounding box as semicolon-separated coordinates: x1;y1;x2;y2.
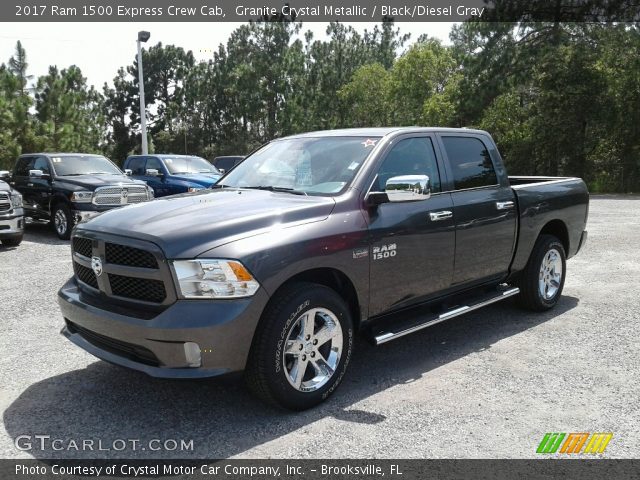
373;287;520;345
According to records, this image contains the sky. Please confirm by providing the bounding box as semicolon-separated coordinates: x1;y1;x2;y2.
0;22;455;90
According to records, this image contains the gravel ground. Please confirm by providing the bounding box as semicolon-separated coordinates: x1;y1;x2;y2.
0;195;638;459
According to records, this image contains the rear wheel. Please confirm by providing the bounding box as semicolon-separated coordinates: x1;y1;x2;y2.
52;203;74;240
245;282;354;410
517;234;566;311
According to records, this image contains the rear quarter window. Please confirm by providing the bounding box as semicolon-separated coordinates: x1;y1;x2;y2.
442;136;498;190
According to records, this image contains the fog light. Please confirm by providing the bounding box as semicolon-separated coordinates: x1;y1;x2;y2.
184;342;202;367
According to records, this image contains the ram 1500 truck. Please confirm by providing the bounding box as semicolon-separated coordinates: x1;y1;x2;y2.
58;128;589;410
123;154;222;197
0;179;24;247
9;153;154;239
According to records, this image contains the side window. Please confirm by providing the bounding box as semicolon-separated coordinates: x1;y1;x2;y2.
441;136;498;190
33;156;51;175
127;157;145;175
374;137;441;193
145;157;163;173
14;157;34;177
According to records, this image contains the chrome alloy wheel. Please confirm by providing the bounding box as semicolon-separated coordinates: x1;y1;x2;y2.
539;248;563;300
54;209;67;235
282;308;343;393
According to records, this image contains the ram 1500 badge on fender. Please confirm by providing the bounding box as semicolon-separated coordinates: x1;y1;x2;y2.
58;128;589;410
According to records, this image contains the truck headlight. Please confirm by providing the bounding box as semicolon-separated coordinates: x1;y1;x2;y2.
70;191;93;203
171;259;260;299
10;192;23;208
147;186;154;199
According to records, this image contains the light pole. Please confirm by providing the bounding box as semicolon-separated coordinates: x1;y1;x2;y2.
137;31;150;155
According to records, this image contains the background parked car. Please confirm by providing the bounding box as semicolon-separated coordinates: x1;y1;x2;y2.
0;177;24;247
9;153;153;239
211;155;245;174
124;154;222;197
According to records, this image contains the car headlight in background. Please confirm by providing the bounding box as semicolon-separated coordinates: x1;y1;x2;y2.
172;259;260;299
10;191;23;208
146;186;155;199
187;186;203;193
70;191;93;203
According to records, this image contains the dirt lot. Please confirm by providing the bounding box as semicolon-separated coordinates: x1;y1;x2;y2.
0;195;638;459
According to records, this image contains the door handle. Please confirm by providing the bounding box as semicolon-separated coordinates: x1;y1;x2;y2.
496;201;515;210
429;210;453;221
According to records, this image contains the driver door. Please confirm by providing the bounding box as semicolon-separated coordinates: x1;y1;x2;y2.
367;135;455;316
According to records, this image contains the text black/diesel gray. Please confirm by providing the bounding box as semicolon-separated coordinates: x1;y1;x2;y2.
10;153;153;239
58;128;589;410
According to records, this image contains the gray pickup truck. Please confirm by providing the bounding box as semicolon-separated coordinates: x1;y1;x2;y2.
58;128;588;410
0;177;24;247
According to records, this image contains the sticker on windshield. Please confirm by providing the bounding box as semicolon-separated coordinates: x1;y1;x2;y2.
362;139;377;148
348;161;360;170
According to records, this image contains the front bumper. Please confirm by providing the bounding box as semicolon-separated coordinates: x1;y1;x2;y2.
58;278;269;378
0;211;24;239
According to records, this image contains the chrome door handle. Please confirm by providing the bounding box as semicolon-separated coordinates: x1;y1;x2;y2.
429;210;453;221
496;201;515;210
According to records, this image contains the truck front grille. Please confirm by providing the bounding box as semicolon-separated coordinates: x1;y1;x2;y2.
108;273;166;303
72;237;93;258
71;233;175;307
92;185;149;206
0;193;10;212
73;262;99;289
105;243;158;269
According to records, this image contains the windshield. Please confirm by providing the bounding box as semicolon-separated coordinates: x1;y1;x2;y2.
163;156;220;175
52;155;123;176
219;137;380;195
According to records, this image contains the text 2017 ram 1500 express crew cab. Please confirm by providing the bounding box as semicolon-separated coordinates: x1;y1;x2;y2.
58;128;589;410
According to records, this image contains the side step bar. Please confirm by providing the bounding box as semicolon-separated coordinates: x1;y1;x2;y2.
373;287;520;345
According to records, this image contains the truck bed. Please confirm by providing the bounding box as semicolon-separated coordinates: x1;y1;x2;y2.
508;176;589;273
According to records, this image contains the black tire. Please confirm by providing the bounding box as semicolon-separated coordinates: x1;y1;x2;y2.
2;235;23;247
52;203;74;240
517;234;567;311
245;282;354;410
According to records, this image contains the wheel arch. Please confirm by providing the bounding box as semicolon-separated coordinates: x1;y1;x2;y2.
538;219;569;254
266;267;362;332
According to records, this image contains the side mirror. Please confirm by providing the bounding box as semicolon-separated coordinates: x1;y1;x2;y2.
29;169;49;179
385;175;431;202
0;170;10;180
218;168;225;174
124;169;132;176
145;168;161;177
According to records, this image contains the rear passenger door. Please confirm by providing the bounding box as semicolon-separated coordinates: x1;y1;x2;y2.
30;156;54;214
437;134;517;286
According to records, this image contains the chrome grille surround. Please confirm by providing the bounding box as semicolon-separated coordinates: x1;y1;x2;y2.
92;184;149;206
0;192;11;212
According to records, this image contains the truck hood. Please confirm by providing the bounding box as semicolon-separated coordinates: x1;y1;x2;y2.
56;174;145;189
169;172;221;186
77;188;336;258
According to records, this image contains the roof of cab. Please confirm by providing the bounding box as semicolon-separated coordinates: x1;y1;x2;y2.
279;127;489;140
19;153;104;157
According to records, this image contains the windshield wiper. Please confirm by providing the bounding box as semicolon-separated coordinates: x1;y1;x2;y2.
244;186;307;195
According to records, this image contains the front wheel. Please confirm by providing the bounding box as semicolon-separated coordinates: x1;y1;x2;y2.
52;203;74;240
517;234;567;311
245;282;354;410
